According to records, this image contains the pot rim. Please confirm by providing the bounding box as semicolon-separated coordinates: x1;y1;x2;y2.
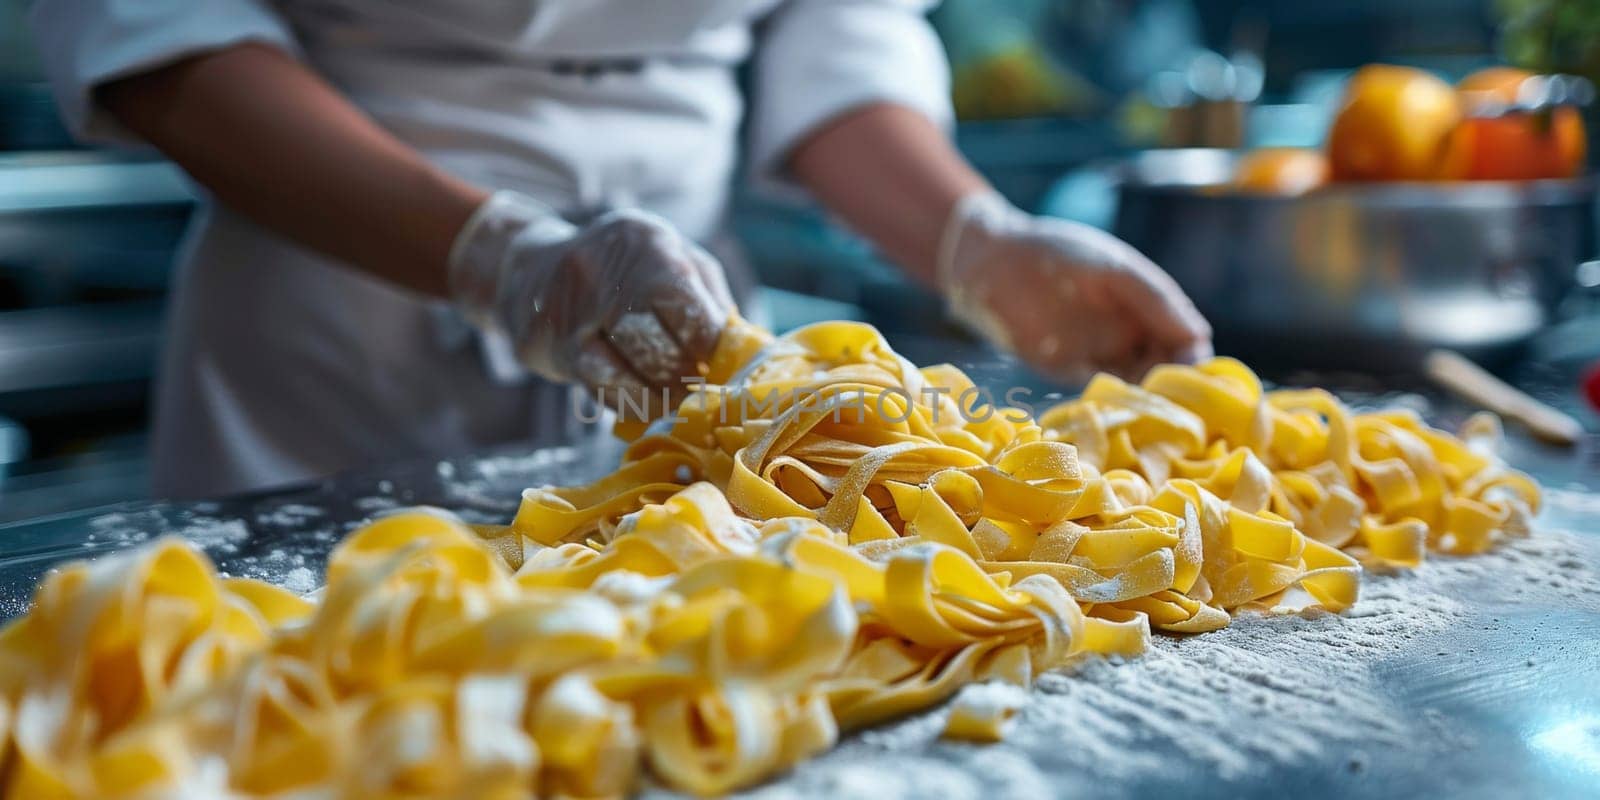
1118;148;1598;207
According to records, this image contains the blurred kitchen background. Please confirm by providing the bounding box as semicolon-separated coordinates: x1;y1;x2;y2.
2;0;1598;521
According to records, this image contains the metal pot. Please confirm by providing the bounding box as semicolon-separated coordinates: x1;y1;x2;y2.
1112;148;1597;371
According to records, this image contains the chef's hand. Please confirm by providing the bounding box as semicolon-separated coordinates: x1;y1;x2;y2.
449;191;735;405
939;191;1212;383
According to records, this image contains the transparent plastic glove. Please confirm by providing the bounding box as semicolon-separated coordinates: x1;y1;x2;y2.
448;191;735;405
937;191;1212;383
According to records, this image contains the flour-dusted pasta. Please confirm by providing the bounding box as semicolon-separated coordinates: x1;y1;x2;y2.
1039;364;1540;564
0;317;1539;797
520;320;1412;628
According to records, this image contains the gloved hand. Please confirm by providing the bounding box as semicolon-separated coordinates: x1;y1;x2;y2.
938;191;1212;383
448;191;735;406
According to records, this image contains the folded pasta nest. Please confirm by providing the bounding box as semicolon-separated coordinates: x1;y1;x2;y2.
0;318;1538;797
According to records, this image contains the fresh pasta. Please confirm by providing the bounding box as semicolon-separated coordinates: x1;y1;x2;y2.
0;317;1539;798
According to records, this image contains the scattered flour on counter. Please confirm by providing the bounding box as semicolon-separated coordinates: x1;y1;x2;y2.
354;496;401;513
255;504;326;528
227;547;312;588
180;519;252;555
280;566;318;596
472;448;581;480
436;448;589;513
85;510;161;546
85;511;250;556
696;529;1600;800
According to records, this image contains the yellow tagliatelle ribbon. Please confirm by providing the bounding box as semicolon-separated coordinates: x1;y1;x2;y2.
0;316;1538;797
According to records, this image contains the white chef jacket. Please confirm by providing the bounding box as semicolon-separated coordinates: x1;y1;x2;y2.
29;0;952;499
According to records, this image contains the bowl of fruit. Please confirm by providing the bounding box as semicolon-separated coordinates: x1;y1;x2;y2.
1113;66;1596;372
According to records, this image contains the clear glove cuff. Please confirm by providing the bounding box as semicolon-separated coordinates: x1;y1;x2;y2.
447;190;577;325
936;190;1027;350
934;189;1022;292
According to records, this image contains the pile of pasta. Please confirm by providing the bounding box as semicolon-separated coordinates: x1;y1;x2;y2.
0;318;1540;798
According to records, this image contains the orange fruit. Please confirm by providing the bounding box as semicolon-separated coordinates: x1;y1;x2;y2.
1450;66;1586;180
1232;148;1329;194
1326;65;1462;181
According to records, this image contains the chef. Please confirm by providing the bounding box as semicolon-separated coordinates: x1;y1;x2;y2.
31;0;1211;499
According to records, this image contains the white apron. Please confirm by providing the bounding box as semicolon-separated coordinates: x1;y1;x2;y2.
30;0;951;498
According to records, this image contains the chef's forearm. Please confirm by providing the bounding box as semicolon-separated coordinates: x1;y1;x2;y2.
789;103;987;286
98;43;485;298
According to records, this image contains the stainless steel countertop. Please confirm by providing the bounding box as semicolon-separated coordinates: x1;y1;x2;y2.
0;335;1595;798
